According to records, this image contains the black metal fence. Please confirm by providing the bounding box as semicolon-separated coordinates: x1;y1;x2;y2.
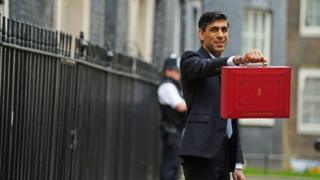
0;15;161;180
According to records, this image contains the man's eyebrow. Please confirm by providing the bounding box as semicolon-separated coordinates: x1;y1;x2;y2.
209;25;228;29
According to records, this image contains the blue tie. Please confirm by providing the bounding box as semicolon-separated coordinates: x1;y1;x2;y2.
226;119;233;138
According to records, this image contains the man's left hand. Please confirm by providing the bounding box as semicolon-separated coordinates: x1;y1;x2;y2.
232;170;246;180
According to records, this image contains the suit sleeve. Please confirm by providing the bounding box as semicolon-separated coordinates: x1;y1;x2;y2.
235;122;244;164
180;50;229;79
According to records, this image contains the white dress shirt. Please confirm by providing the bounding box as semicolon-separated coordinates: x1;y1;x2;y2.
157;82;185;108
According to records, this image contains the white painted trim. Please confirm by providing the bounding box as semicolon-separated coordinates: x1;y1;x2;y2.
299;0;320;37
127;0;155;62
4;0;9;17
83;0;91;39
55;0;90;39
264;12;271;61
297;68;320;135
240;118;275;127
0;0;10;17
144;0;155;62
55;0;62;30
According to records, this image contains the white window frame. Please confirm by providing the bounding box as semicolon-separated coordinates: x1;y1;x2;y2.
241;8;272;61
0;0;9;17
297;68;320;135
240;8;274;127
239;118;275;127
300;0;320;37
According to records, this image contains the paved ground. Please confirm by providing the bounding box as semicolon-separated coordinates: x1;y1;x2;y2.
179;174;315;180
177;167;317;180
246;175;316;180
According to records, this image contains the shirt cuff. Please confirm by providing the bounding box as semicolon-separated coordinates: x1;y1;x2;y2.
235;163;244;170
227;56;236;66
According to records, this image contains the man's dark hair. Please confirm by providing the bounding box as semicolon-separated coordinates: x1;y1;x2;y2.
198;11;229;30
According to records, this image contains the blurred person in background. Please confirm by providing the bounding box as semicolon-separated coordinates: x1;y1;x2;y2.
179;11;267;180
157;54;187;180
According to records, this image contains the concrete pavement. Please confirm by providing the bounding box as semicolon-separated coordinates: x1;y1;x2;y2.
247;175;317;180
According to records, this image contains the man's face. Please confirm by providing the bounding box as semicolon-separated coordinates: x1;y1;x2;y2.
199;19;229;56
165;69;181;81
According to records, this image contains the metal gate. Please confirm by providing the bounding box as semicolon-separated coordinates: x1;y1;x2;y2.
0;15;161;180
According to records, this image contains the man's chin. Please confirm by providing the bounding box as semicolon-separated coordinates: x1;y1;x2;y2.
211;48;224;54
215;46;225;51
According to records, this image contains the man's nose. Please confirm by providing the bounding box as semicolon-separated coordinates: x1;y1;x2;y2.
217;29;223;37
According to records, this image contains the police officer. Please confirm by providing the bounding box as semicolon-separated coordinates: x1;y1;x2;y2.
157;54;187;180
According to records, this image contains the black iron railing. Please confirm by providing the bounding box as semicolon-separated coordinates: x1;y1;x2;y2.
0;15;161;180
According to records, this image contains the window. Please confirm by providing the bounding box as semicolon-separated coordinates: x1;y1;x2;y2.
240;9;274;127
0;0;9;17
241;9;271;60
300;0;320;37
127;0;155;62
297;68;320;135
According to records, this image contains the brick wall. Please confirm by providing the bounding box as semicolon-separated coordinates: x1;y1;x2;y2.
286;0;320;156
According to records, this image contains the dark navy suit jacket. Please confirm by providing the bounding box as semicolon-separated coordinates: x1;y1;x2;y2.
180;47;244;171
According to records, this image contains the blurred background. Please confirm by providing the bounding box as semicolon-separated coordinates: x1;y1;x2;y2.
0;0;320;179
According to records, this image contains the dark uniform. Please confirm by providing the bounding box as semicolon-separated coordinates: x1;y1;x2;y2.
158;77;186;180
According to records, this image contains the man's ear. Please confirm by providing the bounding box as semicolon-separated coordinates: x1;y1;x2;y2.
198;29;205;41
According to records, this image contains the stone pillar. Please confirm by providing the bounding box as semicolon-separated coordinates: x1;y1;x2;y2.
10;0;55;28
105;0;128;53
152;0;179;68
90;0;106;46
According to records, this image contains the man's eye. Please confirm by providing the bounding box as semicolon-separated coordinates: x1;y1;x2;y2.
210;28;218;32
222;28;228;32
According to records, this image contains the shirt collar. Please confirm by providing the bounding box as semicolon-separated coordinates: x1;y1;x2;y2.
209;53;224;59
209;53;215;59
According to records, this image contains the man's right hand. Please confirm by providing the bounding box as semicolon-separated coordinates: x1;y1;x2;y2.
242;49;267;64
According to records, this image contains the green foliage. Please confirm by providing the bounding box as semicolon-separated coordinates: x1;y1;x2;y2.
244;167;320;179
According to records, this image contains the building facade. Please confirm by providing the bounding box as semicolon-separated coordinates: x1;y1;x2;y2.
6;0;201;67
7;0;313;168
286;0;320;156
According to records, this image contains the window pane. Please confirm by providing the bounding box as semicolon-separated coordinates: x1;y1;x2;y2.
305;0;320;27
302;76;320;125
303;102;320;124
241;9;271;59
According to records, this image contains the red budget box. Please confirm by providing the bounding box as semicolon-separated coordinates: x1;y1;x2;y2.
220;66;291;119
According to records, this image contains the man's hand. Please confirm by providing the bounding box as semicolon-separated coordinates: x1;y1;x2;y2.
242;49;267;64
232;169;246;180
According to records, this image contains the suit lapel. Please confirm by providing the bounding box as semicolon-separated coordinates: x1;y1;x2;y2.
197;47;212;59
198;47;223;82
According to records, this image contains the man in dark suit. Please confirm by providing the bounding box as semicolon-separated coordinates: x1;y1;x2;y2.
180;11;266;180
